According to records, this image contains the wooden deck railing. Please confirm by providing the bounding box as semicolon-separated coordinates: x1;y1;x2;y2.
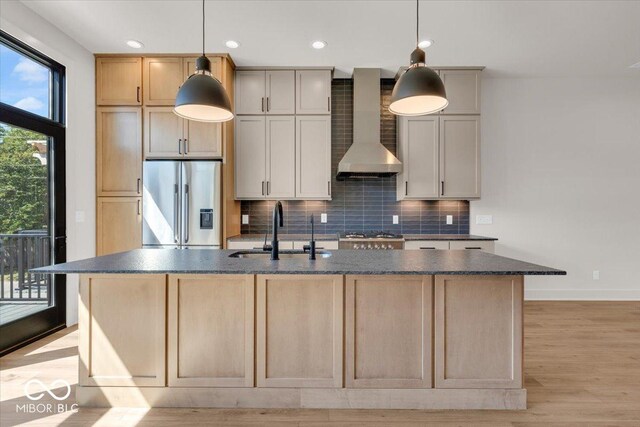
0;233;50;303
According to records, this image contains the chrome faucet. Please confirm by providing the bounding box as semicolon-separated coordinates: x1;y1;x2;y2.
271;201;284;260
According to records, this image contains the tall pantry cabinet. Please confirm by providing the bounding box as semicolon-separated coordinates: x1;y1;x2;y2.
95;54;238;255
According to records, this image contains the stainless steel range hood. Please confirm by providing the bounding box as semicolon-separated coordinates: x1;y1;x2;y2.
336;68;402;180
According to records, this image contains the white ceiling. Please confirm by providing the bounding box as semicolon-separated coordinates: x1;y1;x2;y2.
18;0;640;78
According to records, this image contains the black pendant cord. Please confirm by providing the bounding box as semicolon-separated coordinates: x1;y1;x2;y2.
202;0;205;56
416;0;419;47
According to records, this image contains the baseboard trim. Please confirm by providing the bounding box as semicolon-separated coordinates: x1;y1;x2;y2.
525;289;640;300
77;386;527;410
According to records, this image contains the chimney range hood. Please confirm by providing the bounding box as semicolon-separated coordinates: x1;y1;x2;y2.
336;68;402;180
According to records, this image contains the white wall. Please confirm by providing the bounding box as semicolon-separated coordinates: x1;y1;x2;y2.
1;1;95;324
473;76;640;300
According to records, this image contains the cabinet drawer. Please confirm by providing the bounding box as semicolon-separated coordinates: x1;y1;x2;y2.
227;240;294;250
404;241;450;250
292;240;338;250
449;241;494;253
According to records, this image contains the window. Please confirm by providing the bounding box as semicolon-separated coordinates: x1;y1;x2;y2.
0;29;66;355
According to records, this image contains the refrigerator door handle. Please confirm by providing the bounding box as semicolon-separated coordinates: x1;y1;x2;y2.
173;184;179;243
184;183;190;243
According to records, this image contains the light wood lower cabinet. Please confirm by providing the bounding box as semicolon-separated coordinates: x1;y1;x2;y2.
345;275;433;388
449;240;495;253
79;274;166;386
256;274;343;388
96;197;141;256
167;275;254;387
434;275;523;389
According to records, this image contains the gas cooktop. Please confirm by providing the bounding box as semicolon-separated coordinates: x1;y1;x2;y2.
340;231;403;239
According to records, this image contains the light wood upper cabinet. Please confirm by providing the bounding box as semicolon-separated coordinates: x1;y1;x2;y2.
296;115;331;199
144;107;183;158
96;57;142;105
440;116;481;198
235;71;266;114
266;116;295;198
168;275;254;387
434;275;522;389
397;116;440;200
96;197;142;256
143;57;183;105
256;274;343;388
96;107;142;196
345;275;433;389
184;56;222;79
79;274;165;386
235;116;266;198
440;69;481;115
296;70;332;114
144;107;221;159
266;71;295;115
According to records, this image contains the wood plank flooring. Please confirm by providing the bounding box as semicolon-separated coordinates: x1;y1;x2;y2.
1;301;639;426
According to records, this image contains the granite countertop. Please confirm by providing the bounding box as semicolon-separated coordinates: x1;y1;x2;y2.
33;249;565;276
228;234;497;241
227;234;339;241
403;234;498;241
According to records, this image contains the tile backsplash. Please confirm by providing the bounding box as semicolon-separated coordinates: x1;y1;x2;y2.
240;79;470;236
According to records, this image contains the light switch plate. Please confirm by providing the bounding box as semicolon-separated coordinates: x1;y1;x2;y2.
320;213;327;223
476;215;493;225
241;214;249;225
446;215;453;225
392;215;399;225
75;211;85;223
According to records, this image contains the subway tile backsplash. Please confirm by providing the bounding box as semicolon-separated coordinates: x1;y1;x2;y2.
240;79;470;235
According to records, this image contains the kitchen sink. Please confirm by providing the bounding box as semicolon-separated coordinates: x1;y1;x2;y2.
229;250;332;259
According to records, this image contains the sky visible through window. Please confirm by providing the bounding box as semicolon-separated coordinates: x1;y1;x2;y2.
0;44;51;118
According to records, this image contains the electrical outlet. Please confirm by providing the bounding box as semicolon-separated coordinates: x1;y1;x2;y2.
241;214;249;225
593;270;600;280
320;213;327;223
446;215;453;225
75;211;85;223
476;215;493;225
392;215;399;225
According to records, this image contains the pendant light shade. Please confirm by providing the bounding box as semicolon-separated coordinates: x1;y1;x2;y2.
174;0;234;122
175;56;233;122
389;1;448;116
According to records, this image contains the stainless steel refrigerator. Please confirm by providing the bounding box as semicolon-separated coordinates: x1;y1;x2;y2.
143;160;221;249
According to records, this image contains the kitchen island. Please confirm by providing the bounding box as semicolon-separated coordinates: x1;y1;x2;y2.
36;249;565;410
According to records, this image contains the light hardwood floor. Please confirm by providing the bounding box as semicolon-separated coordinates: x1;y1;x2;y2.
1;301;639;426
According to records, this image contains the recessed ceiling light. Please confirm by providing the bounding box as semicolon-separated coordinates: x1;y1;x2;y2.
225;40;240;49
126;40;144;49
418;39;434;49
311;40;327;49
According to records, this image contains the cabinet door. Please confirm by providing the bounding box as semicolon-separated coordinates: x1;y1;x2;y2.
434;275;523;389
439;116;481;198
266;70;295;115
296;116;331;199
345;276;432;388
235;116;266;198
397;116;440;199
96;107;142;196
440;69;481;114
184;120;222;158
79;274;165;386
184;56;222;80
256;275;343;388
96;57;141;105
168;275;254;387
235;70;266;114
296;70;332;114
266;116;295;198
144;107;184;158
96;197;142;256
143;57;184;105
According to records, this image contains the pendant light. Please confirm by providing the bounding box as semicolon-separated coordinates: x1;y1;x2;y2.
174;0;234;122
389;0;448;116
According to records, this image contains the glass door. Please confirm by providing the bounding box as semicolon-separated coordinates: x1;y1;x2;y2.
0;30;66;355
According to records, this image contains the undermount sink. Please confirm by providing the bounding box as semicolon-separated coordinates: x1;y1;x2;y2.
229;250;332;259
